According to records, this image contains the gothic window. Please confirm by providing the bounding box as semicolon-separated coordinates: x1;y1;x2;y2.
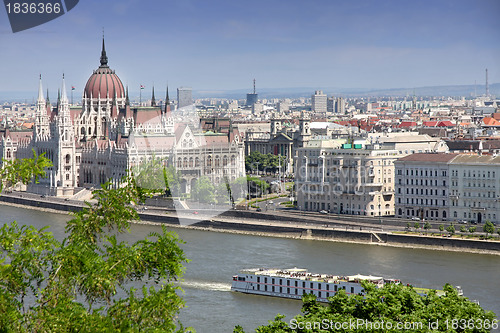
183;158;188;168
195;157;200;167
215;156;220;167
189;157;193;168
177;158;182;168
6;149;11;158
65;154;71;164
223;155;228;166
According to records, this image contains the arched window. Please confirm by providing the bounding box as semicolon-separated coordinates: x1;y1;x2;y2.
195;157;200;167
177;158;182;168
65;154;71;164
223;155;228;166
398;208;402;216
442;211;446;219
189;157;193;167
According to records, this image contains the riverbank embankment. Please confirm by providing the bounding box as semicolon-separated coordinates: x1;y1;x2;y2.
1;193;499;256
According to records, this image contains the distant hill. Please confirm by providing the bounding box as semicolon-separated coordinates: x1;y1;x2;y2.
194;83;500;99
2;83;499;103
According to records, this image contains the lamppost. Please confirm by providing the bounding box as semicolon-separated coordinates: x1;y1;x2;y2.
378;195;382;225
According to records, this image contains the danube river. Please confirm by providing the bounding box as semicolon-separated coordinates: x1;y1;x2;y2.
1;203;499;332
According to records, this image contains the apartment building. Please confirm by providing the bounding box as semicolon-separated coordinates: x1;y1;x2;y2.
295;133;447;216
394;153;500;224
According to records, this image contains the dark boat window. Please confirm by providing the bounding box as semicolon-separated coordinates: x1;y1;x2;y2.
257;277;260;283
238;277;245;281
287;280;290;286
265;278;267;283
272;278;275;284
280;287;282;293
303;282;306;288
265;285;267;291
272;286;275;292
334;285;338;292
351;287;354;293
318;283;321;290
280;279;282;285
295;288;298;295
287;288;290;294
295;281;298;287
310;282;313;288
318;291;321;298
326;284;329;290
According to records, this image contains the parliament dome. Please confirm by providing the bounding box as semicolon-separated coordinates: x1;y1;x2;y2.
84;38;125;99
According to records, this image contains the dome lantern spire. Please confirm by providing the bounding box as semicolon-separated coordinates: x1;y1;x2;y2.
100;35;108;67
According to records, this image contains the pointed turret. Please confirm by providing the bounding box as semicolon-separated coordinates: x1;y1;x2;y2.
37;74;45;103
125;85;130;106
151;86;156;107
165;85;170;113
61;74;68;104
46;88;50;106
100;36;108;67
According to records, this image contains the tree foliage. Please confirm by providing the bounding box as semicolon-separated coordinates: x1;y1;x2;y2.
483;221;495;238
132;157;180;197
236;282;497;332
0;169;191;331
245;151;286;175
0;149;52;193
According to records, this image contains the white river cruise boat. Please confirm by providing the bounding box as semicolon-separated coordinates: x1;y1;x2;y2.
231;268;462;303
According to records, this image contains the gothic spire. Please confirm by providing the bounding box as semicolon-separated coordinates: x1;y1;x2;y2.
100;36;108;67
125;85;130;106
151;85;156;107
61;74;68;104
46;88;50;106
37;74;45;102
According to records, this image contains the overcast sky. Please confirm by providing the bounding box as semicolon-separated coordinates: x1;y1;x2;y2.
0;0;499;98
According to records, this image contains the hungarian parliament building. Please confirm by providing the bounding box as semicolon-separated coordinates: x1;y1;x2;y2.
0;39;245;197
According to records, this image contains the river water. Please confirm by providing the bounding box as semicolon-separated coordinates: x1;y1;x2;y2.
1;203;499;332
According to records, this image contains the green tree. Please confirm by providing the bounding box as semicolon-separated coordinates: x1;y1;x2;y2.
483;221;495;238
0;158;191;332
414;222;420;231
238;282;496;333
0;149;52;193
460;225;467;234
446;224;455;236
439;224;445;233
424;221;431;234
133;158;180;197
469;226;477;235
191;176;215;204
406;222;411;231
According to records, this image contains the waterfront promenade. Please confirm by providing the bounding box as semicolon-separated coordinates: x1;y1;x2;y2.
1;191;499;255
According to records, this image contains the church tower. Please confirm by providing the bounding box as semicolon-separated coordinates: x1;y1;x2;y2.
55;75;77;192
34;75;50;141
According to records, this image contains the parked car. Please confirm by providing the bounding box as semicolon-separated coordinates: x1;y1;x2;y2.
458;220;468;224
411;217;420;221
256;207;262;212
319;210;328;214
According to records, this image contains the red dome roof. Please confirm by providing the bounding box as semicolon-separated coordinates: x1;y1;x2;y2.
84;38;125;99
84;67;125;99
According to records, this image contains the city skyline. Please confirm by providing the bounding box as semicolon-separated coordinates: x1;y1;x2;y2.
0;0;499;97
